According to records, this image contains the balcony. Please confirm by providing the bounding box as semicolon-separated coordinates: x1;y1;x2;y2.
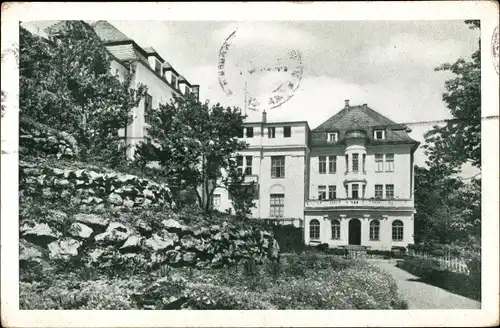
344;170;367;183
243;174;259;184
305;198;414;210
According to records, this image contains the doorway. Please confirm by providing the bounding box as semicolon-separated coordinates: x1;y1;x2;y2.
348;219;361;245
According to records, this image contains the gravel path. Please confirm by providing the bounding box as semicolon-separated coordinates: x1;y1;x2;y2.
369;259;481;309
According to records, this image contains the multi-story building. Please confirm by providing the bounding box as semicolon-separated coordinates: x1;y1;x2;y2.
44;20;199;158
215;100;420;250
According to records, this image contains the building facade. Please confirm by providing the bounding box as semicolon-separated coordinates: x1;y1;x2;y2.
45;20;199;158
215;100;419;250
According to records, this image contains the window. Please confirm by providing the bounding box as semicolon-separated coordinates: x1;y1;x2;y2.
328;156;337;174
374;129;385;140
362;154;366;172
352;184;359;199
327;132;338;142
328;185;336;200
237;128;244;138
271;156;285;178
309;219;320;240
392;220;404;241
352;153;359;172
331;219;340;240
319;156;327;174
246;127;254;138
236;156;243;175
385;154;394;172
212;194;221;207
385;184;394;199
171;74;178;89
155;59;161;74
370;220;380;240
375;185;383;199
245;156;253;175
284;126;291;138
270;194;284;217
318;185;326;200
345;154;349;172
362;184;366;198
375;154;384;172
345;184;349;198
268;127;276;138
144;93;153;124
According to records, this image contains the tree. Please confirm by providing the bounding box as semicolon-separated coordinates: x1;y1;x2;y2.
19;21;145;166
134;93;249;213
423;20;481;175
414;165;481;246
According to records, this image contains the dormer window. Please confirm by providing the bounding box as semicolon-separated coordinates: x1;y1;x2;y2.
171;75;178;89
327;132;338;142
374;129;385;140
154;59;161;74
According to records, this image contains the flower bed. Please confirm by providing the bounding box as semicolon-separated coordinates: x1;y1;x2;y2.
20;252;409;310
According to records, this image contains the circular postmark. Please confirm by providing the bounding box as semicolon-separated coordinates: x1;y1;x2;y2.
218;28;303;112
492;25;499;74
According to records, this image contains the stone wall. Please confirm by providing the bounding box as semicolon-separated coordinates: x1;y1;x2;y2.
20;210;280;272
20;160;175;210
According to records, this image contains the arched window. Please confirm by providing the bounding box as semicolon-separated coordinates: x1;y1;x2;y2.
369;220;380;241
309;219;320;240
392;220;404;241
331;219;340;240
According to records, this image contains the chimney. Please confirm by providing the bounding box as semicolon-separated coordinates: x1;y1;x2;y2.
345;99;350;108
262;110;267;124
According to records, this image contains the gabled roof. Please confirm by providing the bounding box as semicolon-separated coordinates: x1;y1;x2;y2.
314;104;401;131
311;103;419;148
90;20;132;43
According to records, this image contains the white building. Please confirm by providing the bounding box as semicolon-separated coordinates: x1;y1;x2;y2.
215;100;420;251
45;20;199;158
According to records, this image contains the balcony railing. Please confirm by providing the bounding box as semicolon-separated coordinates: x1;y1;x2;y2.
305;198;414;209
243;174;258;183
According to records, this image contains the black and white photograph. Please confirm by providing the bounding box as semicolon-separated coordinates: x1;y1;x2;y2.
1;2;499;327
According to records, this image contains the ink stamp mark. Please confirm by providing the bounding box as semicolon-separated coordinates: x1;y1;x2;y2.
218;28;304;112
492;25;499;74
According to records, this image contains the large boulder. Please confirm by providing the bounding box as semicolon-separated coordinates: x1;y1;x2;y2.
162;218;183;231
120;234;143;252
21;223;61;246
144;232;178;251
20;239;44;264
74;213;109;231
68;222;93;239
48;238;82;260
94;222;132;244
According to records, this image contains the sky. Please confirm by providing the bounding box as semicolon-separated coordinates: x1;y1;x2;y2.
21;20;481;175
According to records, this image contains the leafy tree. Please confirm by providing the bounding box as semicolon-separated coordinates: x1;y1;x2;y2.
423;20;481;174
414;165;480;246
19;21;145;166
134;93;249;213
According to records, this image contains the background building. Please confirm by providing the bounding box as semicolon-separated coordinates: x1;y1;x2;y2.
215;100;419;250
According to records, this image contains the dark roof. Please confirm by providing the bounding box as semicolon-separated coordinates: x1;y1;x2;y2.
90;20;132;43
311;103;419;148
144;46;165;62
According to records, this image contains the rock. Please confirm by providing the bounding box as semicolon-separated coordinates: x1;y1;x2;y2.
74;169;86;179
123;199;135;208
69;222;93;239
180;235;200;250
117;174;136;183
108;193;123;205
211;253;223;267
212;232;222;241
143;189;155;199
210;225;221;232
21;223;61;246
47;210;68;225
52;168;64;176
182;252;196;264
261;238;269;249
75;179;85;186
20;239;44;263
222;232;230;240
120;235;143;252
162;218;183;231
193;227;210;237
144;233;178;251
94;222;132;244
48;238;82;260
88;248;105;262
165;250;182;264
54;179;70;187
134;219;152;235
86;171;102;181
75;213;109;230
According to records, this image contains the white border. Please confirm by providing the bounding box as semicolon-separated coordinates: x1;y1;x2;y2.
1;2;499;327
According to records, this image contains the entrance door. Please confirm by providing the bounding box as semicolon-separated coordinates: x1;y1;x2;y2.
348;219;361;245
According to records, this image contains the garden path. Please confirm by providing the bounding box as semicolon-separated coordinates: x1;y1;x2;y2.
368;259;481;309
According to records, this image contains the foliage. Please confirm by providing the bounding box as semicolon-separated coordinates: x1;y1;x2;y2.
423;20;481;174
228;181;257;219
19;21;145;167
134;92;249;212
414;166;481;246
